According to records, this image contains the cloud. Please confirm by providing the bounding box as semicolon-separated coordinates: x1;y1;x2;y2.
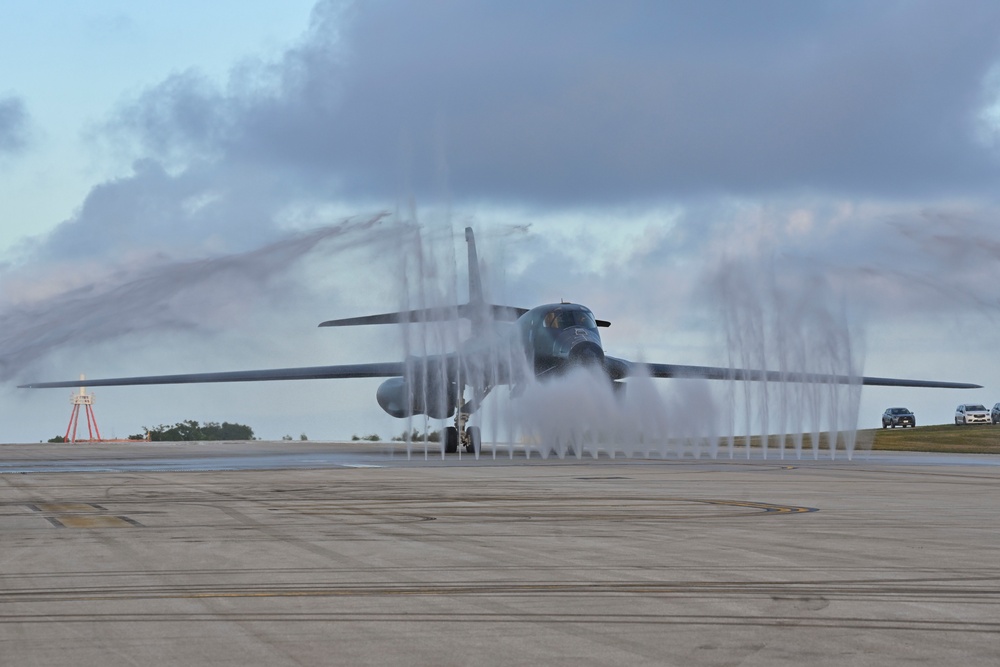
29;158;288;262
34;1;1000;283
646;200;1000;324
0;95;29;156
95;0;1000;208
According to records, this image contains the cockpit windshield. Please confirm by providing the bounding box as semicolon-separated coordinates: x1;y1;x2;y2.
543;308;597;330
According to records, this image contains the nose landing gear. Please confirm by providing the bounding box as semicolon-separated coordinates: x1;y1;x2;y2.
444;388;489;455
466;425;482;455
441;423;481;455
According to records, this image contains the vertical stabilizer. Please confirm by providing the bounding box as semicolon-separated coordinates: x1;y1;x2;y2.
465;227;487;334
319;227;529;329
465;227;484;307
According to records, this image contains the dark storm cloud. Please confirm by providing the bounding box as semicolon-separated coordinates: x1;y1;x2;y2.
105;0;1000;206
0;95;29;155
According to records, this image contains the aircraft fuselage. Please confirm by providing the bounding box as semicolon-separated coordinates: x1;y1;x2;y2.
516;303;605;378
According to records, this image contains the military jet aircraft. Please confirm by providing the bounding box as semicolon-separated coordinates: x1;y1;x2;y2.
21;227;980;454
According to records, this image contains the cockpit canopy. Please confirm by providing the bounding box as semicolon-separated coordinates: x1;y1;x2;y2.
542;306;598;330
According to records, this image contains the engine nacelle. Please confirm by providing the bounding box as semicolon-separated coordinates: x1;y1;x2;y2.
376;376;459;419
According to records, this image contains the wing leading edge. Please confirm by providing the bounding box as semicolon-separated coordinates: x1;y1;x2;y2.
18;362;406;389
22;357;980;391
21;358;980;390
606;358;981;389
318;304;528;328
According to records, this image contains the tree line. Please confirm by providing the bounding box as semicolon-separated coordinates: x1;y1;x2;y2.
129;420;255;441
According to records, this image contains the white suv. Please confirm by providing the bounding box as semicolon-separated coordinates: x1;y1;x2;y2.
955;404;990;425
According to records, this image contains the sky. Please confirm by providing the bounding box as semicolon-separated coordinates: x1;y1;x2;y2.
2;0;1000;443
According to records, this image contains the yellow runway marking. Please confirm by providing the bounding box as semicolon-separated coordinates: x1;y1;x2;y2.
24;503;142;528
54;515;138;528
33;503;102;513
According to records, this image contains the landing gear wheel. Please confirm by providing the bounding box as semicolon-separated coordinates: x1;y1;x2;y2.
444;426;459;454
891;423;896;428
465;426;482;455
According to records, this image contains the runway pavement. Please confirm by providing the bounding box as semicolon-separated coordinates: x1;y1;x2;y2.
0;440;998;666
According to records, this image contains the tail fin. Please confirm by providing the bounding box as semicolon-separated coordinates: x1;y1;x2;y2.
465;226;484;309
319;227;527;329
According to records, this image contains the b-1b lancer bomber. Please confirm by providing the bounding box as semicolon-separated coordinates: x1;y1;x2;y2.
21;228;980;454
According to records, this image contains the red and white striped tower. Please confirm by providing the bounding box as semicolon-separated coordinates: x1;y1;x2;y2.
64;375;102;443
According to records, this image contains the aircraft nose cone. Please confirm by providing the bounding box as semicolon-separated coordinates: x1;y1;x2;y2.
568;341;605;367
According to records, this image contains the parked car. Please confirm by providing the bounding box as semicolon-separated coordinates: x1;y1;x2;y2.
955;404;990;425
882;407;915;428
992;403;1000;424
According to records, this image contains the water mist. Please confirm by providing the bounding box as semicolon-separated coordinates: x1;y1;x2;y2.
389;221;866;461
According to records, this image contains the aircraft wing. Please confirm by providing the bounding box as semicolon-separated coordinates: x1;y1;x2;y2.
606;357;981;389
18;362;406;389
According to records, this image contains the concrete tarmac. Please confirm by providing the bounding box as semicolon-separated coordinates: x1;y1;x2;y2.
0;441;997;666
